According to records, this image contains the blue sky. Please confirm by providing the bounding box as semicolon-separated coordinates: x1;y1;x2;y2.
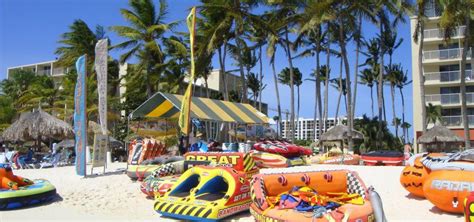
0;0;414;138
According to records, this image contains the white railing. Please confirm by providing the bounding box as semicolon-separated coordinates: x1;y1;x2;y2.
442;115;474;126
52;67;65;76
424;26;466;39
423;48;471;61
426;93;474;104
425;70;473;82
442;116;462;126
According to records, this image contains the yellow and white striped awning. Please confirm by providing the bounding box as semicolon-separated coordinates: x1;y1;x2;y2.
129;92;269;124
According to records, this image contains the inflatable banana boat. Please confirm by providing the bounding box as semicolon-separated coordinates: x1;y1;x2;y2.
0;164;56;209
421;149;474;213
361;150;404;166
127;156;184;181
250;167;386;222
249;150;307;168
155;165;252;221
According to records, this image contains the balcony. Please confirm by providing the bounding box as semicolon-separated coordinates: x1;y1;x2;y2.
426;93;474;105
442;115;474;127
423;48;471;62
425;70;473;84
424;26;466;41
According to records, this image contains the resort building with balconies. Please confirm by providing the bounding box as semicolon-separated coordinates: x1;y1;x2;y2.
411;1;473;149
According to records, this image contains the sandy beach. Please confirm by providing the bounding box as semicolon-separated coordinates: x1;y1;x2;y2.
1;163;464;222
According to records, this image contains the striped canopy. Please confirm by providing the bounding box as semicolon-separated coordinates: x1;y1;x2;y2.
130;92;270;124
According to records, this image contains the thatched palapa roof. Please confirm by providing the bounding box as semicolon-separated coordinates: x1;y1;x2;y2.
2;109;74;142
320;124;364;141
417;125;464;144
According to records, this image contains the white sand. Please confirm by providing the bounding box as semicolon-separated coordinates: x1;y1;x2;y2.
0;163;464;222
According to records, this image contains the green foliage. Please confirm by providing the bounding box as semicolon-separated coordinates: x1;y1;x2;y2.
278;67;303;86
293;139;312;147
353;115;403;152
426;103;442;125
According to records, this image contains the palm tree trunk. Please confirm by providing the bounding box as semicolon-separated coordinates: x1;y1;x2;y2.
259;45;263;111
271;60;282;138
284;26;296;141
461;13;471;149
233;13;247;102
297;85;300;126
146;63;153;98
352;14;362;130
324;31;331;132
418;21;427;152
391;84;398;138
339;20;353;151
315;48;323;141
335;58;343;121
218;45;229;101
335;89;342;120
399;87;406;144
370;86;374;117
377;23;385;149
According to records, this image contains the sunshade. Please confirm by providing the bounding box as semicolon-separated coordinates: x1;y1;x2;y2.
130;92;269;124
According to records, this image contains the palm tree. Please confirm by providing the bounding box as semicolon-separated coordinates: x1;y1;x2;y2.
358;68;376;117
426;103;442;125
273;115;280;137
55;19;105;68
395;66;412;143
111;0;179;98
401;122;412;143
385;63;405;138
266;29;283;137
246;72;266;107
198;1;233;100
278;67;302;124
438;0;472;148
201;0;268;103
267;1;305;141
330;77;348;120
294;25;326;141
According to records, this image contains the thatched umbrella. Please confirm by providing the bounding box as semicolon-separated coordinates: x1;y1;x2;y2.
320;124;364;155
417;125;464;152
320;124;364;141
2;109;73;143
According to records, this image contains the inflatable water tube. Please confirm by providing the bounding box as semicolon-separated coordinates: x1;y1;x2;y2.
127;156;184;181
361;150;404;166
250;167;382;222
141;174;181;198
421;149;474;213
399;153;446;198
253;141;312;158
249;150;307;168
311;153;361;165
0;164;56;209
155;165;252;221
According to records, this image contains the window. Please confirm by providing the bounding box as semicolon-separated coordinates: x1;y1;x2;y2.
440;87;460;94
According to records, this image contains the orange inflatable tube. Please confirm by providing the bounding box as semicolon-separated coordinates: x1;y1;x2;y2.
250;169;374;222
423;169;474;213
0;165;33;190
400;156;430;198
